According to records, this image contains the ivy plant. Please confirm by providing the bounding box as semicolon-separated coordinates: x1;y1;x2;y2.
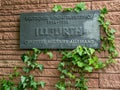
0;48;47;90
53;2;118;90
0;67;20;90
17;48;46;90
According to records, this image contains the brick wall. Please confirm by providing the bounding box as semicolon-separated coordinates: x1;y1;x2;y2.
0;0;120;90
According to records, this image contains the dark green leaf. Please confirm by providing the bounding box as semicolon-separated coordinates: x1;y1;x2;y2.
84;66;93;72
47;52;53;59
101;7;108;14
52;5;62;12
37;64;44;71
39;81;46;88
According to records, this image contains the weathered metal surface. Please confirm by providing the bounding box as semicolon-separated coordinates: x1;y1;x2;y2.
20;11;100;49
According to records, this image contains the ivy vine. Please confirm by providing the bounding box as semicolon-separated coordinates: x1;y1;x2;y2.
53;2;118;90
0;48;50;90
0;2;118;90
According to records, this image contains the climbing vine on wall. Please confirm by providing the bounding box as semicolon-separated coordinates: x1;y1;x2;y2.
0;2;118;90
53;2;118;90
0;49;49;90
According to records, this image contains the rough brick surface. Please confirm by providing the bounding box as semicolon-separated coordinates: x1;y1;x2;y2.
0;0;120;90
3;32;19;40
50;0;77;3
100;74;120;88
106;12;120;25
92;1;120;11
99;59;120;73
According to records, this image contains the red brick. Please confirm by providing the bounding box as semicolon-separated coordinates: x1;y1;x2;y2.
36;77;98;88
0;40;19;45
0;68;60;76
0;32;3;40
1;0;39;5
78;0;92;1
13;4;46;10
0;55;21;60
92;1;120;11
105;12;120;25
38;51;57;60
1;0;12;5
85;73;98;78
12;0;39;5
11;9;47;15
0;50;25;55
3;32;19;40
85;88;119;90
0;51;57;60
0;60;58;68
0;71;99;88
0;0;1;8
87;79;98;88
99;59;120;73
100;74;120;88
0;45;19;50
0;9;12;15
0;27;19;32
0;15;19;22
0;22;19;28
39;0;48;4
50;0;77;3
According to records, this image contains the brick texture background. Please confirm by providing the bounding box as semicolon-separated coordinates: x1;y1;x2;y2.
0;0;120;90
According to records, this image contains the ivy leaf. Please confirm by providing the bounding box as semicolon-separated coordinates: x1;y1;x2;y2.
67;72;75;79
52;5;62;12
55;81;66;90
77;46;83;56
60;75;65;79
21;76;26;83
21;54;29;62
110;28;116;34
13;87;18;90
89;48;95;54
74;2;86;12
88;58;94;65
23;67;30;73
5;87;10;90
101;7;108;14
33;48;41;54
47;52;53;59
77;62;84;67
37;64;44;71
64;8;73;12
59;62;65;67
32;54;38;60
84;66;93;72
30;81;37;89
38;81;46;88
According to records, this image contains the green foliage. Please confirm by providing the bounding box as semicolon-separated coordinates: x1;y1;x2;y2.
55;81;66;90
74;2;86;12
0;67;20;90
0;48;47;90
75;76;88;90
46;52;53;59
18;48;46;90
21;48;43;73
52;5;62;12
53;2;86;12
56;46;107;90
54;3;118;90
17;75;45;90
99;7;118;64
